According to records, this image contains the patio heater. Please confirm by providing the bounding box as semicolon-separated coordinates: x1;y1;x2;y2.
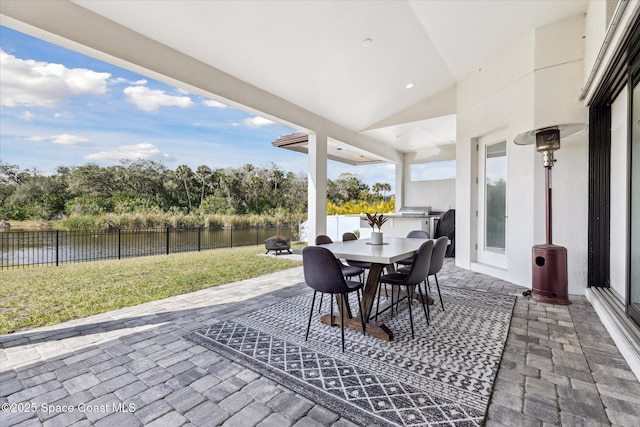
514;123;586;304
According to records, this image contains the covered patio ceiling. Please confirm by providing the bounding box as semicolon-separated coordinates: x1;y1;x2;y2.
1;0;588;164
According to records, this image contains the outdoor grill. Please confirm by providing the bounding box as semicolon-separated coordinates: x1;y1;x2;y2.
264;235;292;255
514;123;586;305
398;206;431;217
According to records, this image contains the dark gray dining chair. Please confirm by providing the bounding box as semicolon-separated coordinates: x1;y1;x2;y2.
315;235;363;280
342;232;372;275
303;246;366;352
315;235;364;313
395;230;430;268
377;240;434;338
427;236;448;310
398;235;447;311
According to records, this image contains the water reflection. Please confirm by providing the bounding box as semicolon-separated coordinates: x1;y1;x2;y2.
0;227;294;268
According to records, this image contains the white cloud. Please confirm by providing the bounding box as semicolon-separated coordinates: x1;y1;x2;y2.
51;134;90;146
202;99;227;109
110;77;147;85
86;142;172;162
20;111;35;121
0;49;111;108
123;86;193;112
24;133;90;146
26;135;47;142
244;116;275;127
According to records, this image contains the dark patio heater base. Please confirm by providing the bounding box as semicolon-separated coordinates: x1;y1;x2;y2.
531;244;569;305
515;123;586;305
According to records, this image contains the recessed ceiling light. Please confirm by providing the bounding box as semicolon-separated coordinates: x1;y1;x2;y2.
405;83;414;89
362;38;373;47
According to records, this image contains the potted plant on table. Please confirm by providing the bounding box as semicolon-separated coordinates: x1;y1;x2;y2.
366;212;389;245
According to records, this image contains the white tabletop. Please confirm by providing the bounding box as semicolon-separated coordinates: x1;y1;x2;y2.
320;237;428;265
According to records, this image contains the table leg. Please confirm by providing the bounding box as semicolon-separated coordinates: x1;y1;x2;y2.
336;293;352;318
321;262;393;340
319;263;434;341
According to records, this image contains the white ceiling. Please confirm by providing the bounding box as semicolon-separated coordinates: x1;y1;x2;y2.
67;0;587;157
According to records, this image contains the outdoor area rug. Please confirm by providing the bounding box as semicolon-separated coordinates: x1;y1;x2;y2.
185;286;516;426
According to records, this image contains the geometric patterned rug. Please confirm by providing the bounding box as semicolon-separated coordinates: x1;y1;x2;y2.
185;286;515;426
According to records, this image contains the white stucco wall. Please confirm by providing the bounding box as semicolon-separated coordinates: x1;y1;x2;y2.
456;31;537;286
403;146;456;212
584;0;607;89
403;179;455;213
455;15;589;293
610;87;629;301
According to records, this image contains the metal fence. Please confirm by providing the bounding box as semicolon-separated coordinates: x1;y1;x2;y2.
0;226;295;269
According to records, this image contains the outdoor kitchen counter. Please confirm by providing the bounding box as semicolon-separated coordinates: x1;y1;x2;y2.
359;213;443;238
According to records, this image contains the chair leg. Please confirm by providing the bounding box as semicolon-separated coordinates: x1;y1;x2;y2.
426;276;432;292
356;290;366;335
435;274;444;311
375;284;381;321
340;294;345;352
407;286;415;338
416;281;429;326
318;293;323;313
306;291;317;341
425;281;430;322
330;294;334;325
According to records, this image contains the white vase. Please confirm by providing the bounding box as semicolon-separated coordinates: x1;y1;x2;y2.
371;231;383;245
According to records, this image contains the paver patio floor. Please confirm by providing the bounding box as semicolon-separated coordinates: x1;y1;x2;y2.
1;260;639;426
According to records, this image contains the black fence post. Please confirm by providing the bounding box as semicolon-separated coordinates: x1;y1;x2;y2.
55;230;59;266
230;227;233;249
118;228;121;259
166;227;170;255
256;226;259;246
198;227;201;252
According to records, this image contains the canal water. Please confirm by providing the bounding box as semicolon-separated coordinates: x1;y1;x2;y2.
0;226;295;268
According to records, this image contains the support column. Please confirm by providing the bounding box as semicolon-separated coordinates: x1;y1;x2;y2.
394;156;405;213
308;131;328;243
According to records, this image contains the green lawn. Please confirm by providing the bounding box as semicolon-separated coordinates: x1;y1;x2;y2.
0;246;302;334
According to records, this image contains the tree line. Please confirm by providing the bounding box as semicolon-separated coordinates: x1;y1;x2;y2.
0;160;392;223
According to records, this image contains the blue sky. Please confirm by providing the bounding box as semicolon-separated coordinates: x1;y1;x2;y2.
0;26;394;189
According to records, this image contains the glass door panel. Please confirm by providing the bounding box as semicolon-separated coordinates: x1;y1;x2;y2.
478;134;508;268
485;141;507;253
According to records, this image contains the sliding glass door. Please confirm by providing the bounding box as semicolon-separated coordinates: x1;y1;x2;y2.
629;67;640;325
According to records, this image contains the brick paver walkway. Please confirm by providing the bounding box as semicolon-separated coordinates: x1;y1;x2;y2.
1;260;639;426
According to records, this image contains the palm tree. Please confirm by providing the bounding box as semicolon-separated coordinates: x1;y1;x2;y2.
175;164;193;212
218;170;233;208
373;182;392;201
249;174;264;213
195;165;212;206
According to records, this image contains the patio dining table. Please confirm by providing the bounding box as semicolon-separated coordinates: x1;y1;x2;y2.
317;236;430;341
